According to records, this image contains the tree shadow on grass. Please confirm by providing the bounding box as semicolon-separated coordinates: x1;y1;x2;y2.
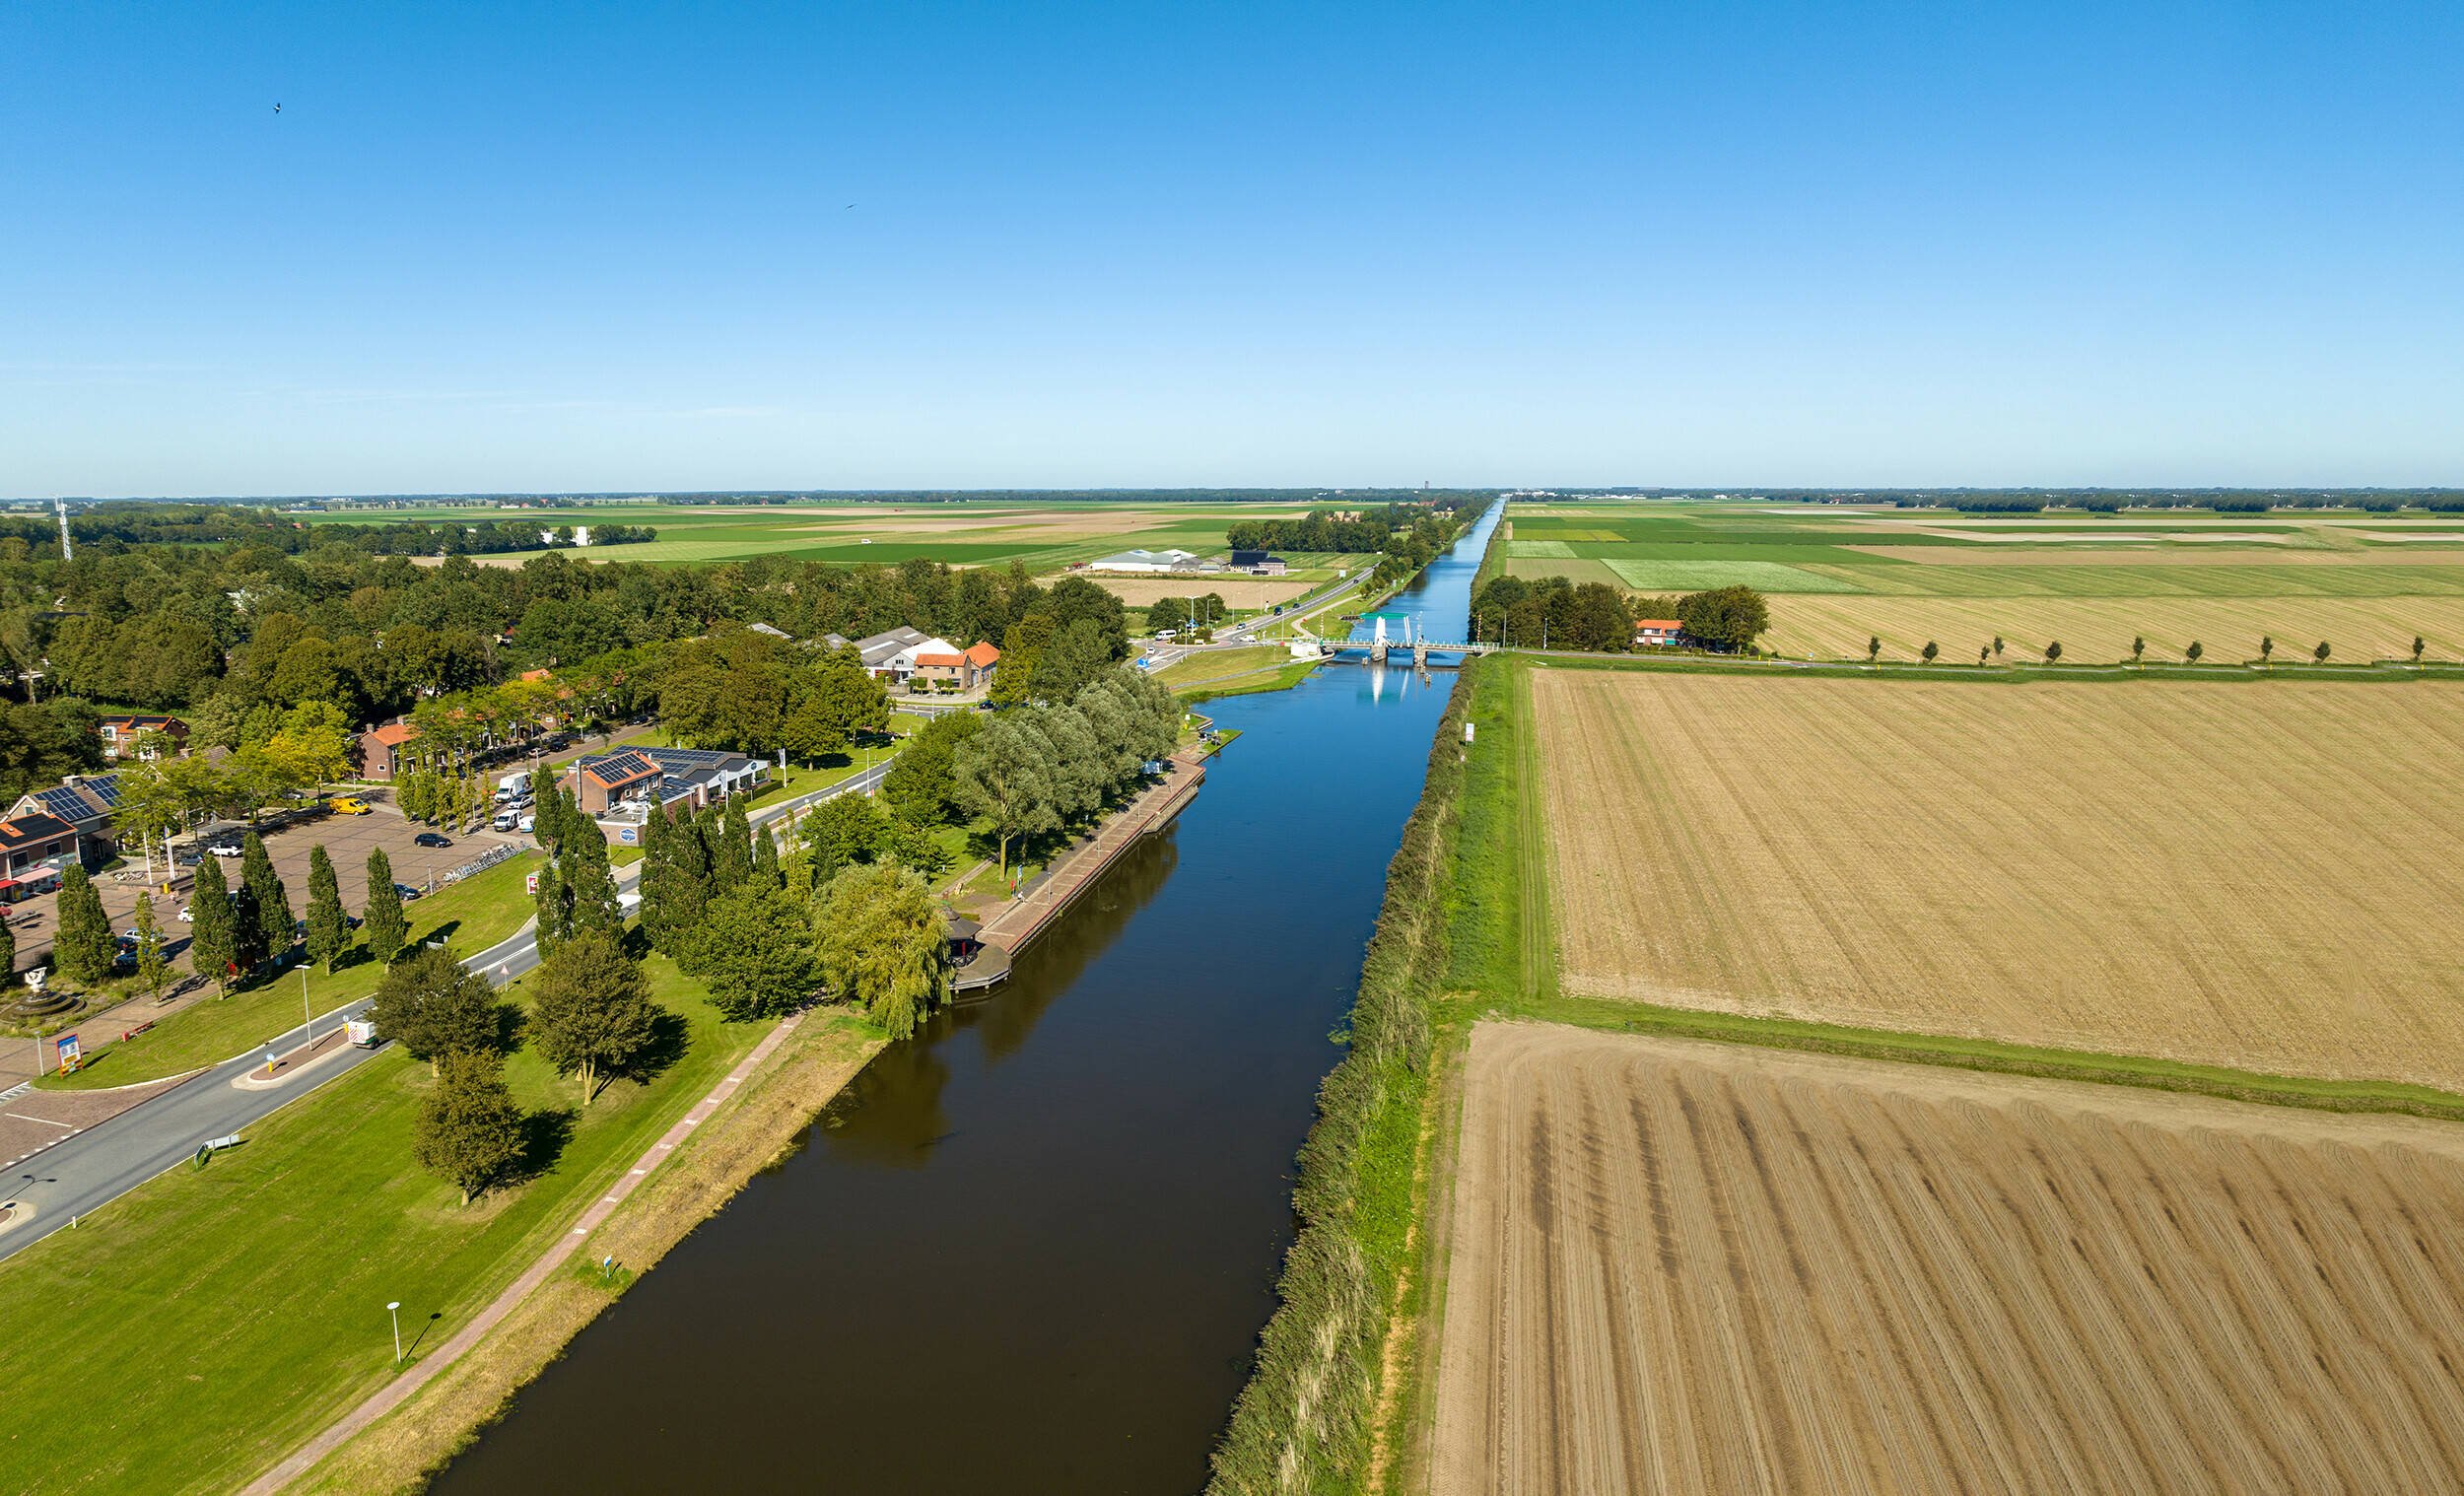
513;1107;577;1185
621;1006;692;1089
492;1000;528;1054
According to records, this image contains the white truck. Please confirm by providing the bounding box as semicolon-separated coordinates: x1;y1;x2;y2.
495;772;529;802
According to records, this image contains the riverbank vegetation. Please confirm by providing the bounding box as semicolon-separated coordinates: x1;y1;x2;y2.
1206;665;1475;1494
0;949;802;1496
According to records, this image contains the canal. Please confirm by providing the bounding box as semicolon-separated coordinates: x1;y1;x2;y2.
433;503;1501;1494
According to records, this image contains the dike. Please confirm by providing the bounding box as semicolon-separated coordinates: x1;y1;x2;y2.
1204;662;1476;1496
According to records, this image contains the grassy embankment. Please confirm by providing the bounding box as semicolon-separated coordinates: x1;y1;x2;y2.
1151;645;1320;702
1205;667;1474;1495
0;951;879;1496
38;853;542;1091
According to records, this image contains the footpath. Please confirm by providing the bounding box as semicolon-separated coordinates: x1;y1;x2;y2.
975;747;1209;959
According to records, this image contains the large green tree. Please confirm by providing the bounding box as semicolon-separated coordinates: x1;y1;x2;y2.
882;710;985;827
188;852;242;994
814;863;950;1041
363;848;408;964
304;844;351;972
53;864;115;987
638;804;710;961
239;832;293;971
952;711;1061;876
698;881;819;1020
370;943;499;1076
1675;585;1770;652
527;930;659;1106
414;1050;526;1206
131;891;169;1002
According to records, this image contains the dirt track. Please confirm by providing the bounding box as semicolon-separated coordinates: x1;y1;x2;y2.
1429;1023;2464;1494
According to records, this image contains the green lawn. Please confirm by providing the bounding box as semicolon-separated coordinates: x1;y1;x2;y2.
0;954;787;1496
40;854;542;1091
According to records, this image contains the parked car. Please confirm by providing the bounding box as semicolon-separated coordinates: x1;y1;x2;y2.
414;832;452;849
492;811;518;832
328;796;373;815
518;814;536;834
393;882;425;902
205;838;243;857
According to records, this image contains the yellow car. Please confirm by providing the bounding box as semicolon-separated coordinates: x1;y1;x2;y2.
328;797;373;815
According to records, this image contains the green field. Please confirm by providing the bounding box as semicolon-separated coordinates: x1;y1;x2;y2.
0;953;802;1496
313;499;1355;574
1502;499;2464;658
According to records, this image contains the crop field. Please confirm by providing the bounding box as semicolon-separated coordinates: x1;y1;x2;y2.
1429;1022;2464;1496
317;500;1333;572
1501;501;2464;657
1530;668;2464;1091
1765;594;2464;661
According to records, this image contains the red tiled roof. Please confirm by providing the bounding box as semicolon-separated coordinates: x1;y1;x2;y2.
964;642;1000;665
366;721;420;746
519;668;552;682
914;651;965;668
1634;619;1682;630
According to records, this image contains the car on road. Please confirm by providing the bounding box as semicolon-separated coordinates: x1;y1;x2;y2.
328;796;373;815
205;838;243;857
414;832;452;849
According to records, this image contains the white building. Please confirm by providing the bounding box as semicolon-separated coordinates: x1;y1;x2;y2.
1089;548;1201;574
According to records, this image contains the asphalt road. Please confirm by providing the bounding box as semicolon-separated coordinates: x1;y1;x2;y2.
0;754;896;1262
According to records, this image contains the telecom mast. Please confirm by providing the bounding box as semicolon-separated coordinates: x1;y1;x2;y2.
54;498;72;561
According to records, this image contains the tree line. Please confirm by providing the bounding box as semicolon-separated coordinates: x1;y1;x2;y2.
1469;576;1771;653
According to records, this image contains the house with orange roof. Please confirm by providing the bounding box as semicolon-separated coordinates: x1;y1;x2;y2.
905;640;1001;691
1633;618;1684;647
359;719;421;779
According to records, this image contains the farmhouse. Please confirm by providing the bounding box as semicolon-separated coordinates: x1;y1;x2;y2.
1090;548;1202;574
1229;550;1289;575
6;773;124;868
1634;618;1682;646
97;714;188;759
851;627;930;677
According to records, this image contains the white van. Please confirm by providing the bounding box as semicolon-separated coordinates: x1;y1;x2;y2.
495;772;528;802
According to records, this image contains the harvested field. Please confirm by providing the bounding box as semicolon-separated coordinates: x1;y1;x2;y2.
1085;576;1316;609
1532;669;2464;1090
1430;1022;2464;1495
1763;593;2464;661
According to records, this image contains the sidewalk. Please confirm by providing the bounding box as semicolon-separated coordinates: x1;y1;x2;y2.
976;748;1207;955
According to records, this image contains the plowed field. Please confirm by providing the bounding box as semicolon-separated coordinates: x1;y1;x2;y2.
1430;1023;2464;1495
1763;594;2464;661
1533;670;2464;1090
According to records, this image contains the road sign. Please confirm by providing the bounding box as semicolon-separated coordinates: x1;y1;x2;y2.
525;871;539;895
55;1034;80;1075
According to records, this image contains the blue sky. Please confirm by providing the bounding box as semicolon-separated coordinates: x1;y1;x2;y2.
5;1;2459;495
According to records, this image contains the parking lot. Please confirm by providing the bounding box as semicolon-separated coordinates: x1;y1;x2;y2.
7;795;527;978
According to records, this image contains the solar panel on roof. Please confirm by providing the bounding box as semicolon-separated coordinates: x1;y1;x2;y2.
84;776;121;807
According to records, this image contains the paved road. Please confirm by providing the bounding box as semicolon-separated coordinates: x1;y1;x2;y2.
0;754;897;1263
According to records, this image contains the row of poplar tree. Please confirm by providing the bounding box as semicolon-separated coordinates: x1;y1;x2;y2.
24;834;415;996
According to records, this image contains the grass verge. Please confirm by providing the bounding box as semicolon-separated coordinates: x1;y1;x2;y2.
0;953;781;1495
287;1009;884;1494
40;853;542;1091
1204;664;1474;1495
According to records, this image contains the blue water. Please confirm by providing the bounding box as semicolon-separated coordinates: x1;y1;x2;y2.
435;504;1501;1494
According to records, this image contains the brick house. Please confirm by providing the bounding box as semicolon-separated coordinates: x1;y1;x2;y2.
6;774;124;868
1634;618;1683;647
563;749;663;815
908;641;1001;691
97;714;189;760
360;719;420;779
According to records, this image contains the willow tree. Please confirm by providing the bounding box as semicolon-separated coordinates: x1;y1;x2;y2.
814;863;950;1041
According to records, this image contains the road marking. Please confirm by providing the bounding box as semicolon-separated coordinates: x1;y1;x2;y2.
4;1113;75;1129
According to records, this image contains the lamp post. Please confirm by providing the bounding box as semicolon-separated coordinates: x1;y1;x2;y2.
387;1301;403;1365
302;967;311;1046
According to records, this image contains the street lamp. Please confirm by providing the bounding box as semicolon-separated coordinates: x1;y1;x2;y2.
302;967;311;1046
387;1301;403;1365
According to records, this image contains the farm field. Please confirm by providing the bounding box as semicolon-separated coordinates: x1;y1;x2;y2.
1501;500;2464;658
1764;594;2464;662
1530;668;2464;1091
324;499;1339;574
1429;1022;2464;1496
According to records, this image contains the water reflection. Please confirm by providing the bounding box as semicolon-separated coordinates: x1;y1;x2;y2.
431;506;1501;1496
